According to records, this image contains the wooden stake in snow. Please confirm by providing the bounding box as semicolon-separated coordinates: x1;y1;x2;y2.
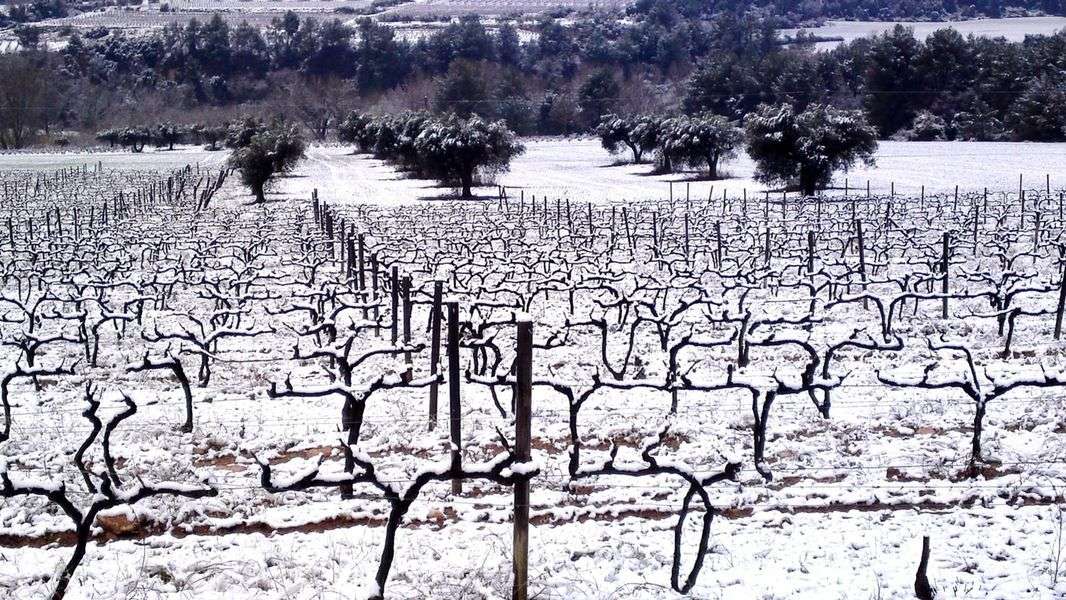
683;212;690;263
512;316;533;600
1055;259;1066;340
357;233;366;293
651;211;659;261
941;232;950;319
807;231;815;281
429;281;443;430
764;227;771;267
715;221;723;269
345;234;355;281
390;266;399;345
447;301;462;494
401;275;413;382
622;207;633;254
856;220;867;308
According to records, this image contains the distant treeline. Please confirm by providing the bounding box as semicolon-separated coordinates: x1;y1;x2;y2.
2;2;1065;147
3;0;1063;27
649;0;1065;22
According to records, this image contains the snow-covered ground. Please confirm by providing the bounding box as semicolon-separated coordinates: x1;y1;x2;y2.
3;138;1061;201
781;16;1066;50
279;138;1066;205
2;142;1066;600
6;504;1064;599
0;147;227;172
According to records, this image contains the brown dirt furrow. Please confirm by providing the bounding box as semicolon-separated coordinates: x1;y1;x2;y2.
1;494;1060;550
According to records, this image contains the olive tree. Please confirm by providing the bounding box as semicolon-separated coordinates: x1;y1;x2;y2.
153;122;185;150
745;103;878;196
196;124;227;151
337;110;374;151
631;114;666;169
119;127;151;153
413;115;524;199
227;122;307;203
595;113;644;163
660;114;743;179
95;128;120;149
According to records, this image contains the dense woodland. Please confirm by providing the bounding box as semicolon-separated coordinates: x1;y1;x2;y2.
647;0;1065;20
1;0;1066;147
2;0;1064;26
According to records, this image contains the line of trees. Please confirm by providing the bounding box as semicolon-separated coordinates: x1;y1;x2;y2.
4;4;1066;146
597;104;879;195
638;0;1063;21
338;112;524;198
99;114;311;203
95;123;195;152
595;112;744;178
95;119;287;153
40;9;1066;140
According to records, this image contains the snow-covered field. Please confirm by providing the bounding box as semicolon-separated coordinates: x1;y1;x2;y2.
1;142;1066;600
6;505;1064;599
280;138;1066;205
781;16;1066;49
35;0;621;31
380;0;628;18
0;148;227;172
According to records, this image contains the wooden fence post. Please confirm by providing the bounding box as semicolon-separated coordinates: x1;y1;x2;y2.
513;316;533;600
683;211;690;263
621;207;633;254
764;228;771;267
390;266;399;345
715;221;723;269
941;232;950;318
447;301;462;494
1055;260;1066;340
856;220;867;308
357;233;367;293
1034;211;1042;252
401;275;413;382
345;234;356;281
651;211;659;261
429;281;443;430
807;231;815;278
